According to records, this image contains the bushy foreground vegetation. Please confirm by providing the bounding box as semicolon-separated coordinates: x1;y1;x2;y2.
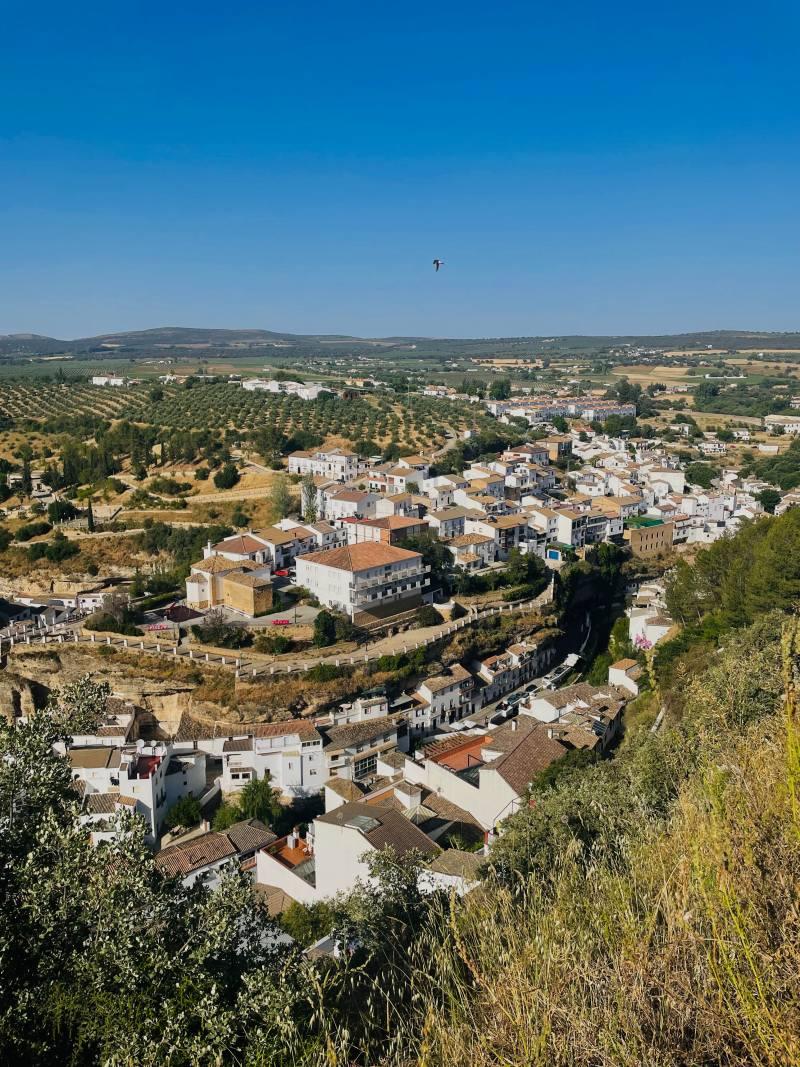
2;518;799;1065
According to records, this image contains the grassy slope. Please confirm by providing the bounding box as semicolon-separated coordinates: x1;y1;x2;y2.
382;616;800;1067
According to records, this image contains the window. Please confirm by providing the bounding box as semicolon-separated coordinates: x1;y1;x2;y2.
354;754;377;779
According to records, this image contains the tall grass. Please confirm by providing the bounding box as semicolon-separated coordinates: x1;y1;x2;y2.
277;620;800;1067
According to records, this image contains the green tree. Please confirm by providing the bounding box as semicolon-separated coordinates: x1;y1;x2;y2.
300;472;317;522
270;474;293;520
279;899;335;947
488;378;511;400
686;462;716;489
757;488;781;514
213;463;240;490
237;774;282;824
162;794;202;832
416;604;441;627
212;800;241;830
213;774;281;830
313;609;337;647
47;499;79;523
20;455;33;498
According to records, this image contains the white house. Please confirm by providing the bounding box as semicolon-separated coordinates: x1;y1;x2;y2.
69;740;206;843
287;448;364;481
91;375;126;387
320;714;407;782
203;532;272;565
323;489;378;521
519;683;626;752
254;801;439;903
608;658;643;697
403;722;571;832
156;819;276;888
295;542;430;620
474;638;554;704
764;414;800;435
220;720;325;799
408;664;477;737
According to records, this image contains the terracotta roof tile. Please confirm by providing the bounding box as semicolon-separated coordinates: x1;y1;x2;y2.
298;542;422;572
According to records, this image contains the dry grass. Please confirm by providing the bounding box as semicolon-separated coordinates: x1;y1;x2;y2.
383;624;800;1067
610;364;696;384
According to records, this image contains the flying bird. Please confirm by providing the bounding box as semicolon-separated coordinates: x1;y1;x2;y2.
433;258;444;272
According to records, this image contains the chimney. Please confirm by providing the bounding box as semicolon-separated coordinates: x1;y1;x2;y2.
287;829;298;849
305;826;314;854
394;781;422;810
511;719;517;732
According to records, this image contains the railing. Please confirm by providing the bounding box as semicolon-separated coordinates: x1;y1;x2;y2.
2;582;557;683
350;567;429;592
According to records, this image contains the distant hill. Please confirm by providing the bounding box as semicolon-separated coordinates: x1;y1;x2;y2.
2;326;800;360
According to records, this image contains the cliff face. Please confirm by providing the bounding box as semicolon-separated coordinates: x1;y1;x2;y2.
1;646;200;732
0;669;48;722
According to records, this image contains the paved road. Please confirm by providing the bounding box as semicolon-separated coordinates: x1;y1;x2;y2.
431;424;459;460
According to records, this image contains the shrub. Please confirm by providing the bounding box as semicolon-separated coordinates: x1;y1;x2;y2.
191;609;251;649
47;500;79;523
43;532;80;562
161;795;201;832
255;634;293;655
213;463;240;490
84;612;140;636
306;663;348;683
278;900;335;948
194;467;210;481
0;527;12;552
313;610;337;647
416;604;442;627
148;476;191;496
15;521;52;542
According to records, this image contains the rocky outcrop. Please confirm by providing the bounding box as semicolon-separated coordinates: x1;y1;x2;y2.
0;670;48;722
4;646;200;728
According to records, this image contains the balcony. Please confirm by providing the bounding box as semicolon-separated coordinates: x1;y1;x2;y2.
350;565;429;592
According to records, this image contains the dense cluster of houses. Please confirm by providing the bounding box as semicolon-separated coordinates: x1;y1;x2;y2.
185;425;780;621
59;641;639;901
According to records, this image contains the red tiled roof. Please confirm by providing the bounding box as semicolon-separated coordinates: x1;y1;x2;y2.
297;542;422;573
212;534;268;554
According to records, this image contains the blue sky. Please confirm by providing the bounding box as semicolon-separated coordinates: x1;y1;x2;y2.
2;1;799;338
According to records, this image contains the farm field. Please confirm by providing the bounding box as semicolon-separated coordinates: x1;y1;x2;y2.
0;381;150;422
609;364;698;385
0;377;496;454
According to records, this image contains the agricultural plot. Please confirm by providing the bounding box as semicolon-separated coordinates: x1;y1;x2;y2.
0;382;149;423
115;383;494;450
0;377;501;453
